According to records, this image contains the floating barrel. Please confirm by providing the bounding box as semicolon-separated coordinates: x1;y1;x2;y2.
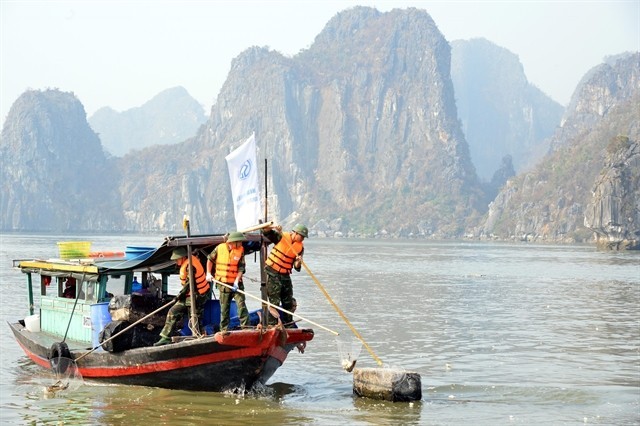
353;367;422;402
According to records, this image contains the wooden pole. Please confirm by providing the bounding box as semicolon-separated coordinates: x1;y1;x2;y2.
260;157;269;328
184;216;199;336
301;260;384;366
239;221;274;233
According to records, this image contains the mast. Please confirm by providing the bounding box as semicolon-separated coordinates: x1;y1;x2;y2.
264;158;268;223
260;158;269;326
184;215;199;336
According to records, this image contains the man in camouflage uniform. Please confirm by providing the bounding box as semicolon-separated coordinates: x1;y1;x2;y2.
205;231;250;332
154;248;210;346
262;223;308;326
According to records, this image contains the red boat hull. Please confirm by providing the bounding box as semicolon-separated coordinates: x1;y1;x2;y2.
10;322;313;392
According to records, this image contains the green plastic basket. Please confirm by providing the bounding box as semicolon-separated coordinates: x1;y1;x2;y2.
57;241;92;259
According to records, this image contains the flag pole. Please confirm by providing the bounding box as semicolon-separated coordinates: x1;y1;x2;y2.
264;158;268;222
260;157;269;327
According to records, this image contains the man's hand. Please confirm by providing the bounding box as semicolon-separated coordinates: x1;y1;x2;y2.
232;276;239;292
176;285;188;301
206;272;213;282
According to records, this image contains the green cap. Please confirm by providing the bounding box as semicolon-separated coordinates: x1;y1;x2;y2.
170;247;187;260
227;231;247;243
292;224;309;238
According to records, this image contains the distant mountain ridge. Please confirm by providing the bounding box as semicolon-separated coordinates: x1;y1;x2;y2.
450;38;563;181
88;86;206;157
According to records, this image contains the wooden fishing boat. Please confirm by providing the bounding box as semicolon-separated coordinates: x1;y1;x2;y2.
9;232;314;392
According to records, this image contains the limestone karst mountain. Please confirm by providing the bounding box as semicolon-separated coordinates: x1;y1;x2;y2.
89;86;206;157
0;89;124;231
481;53;639;246
116;7;486;237
1;7;637;248
584;135;639;250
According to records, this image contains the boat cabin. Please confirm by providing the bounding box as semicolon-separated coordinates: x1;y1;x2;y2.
14;234;266;351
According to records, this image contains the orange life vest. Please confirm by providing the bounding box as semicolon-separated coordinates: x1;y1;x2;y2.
179;255;209;295
214;244;244;284
266;232;303;274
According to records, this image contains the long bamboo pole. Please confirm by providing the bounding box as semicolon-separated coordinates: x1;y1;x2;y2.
300;260;384;366
239;221;274;233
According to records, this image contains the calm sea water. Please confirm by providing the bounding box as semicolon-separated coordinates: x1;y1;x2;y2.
0;233;638;425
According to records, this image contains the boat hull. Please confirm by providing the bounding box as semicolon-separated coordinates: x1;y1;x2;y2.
10;321;313;392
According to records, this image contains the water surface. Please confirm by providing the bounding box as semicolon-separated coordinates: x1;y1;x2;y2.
1;234;638;424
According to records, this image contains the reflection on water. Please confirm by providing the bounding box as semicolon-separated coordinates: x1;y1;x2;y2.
1;234;638;424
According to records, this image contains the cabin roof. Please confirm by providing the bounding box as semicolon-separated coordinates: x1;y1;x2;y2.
15;233;266;275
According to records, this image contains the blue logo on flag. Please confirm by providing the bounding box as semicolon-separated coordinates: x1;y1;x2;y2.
239;159;252;180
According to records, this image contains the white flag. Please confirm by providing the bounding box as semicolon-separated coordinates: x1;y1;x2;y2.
225;133;261;230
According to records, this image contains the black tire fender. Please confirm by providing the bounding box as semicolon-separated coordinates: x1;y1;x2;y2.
49;342;72;373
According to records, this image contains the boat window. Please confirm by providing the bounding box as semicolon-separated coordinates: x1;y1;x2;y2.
40;275;53;297
106;275;126;297
80;280;97;302
146;273;163;297
166;274;184;296
62;277;77;299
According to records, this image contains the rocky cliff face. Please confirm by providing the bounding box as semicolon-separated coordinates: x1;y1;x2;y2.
89;86;206;157
584;136;639;250
450;38;564;181
116;7;486;237
551;53;640;151
481;53;639;245
0;89;124;231
293;7;485;236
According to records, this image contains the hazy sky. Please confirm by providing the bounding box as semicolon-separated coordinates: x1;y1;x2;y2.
2;1;638;126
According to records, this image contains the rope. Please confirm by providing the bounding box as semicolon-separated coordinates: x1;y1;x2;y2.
300;260;384;366
76;298;177;362
62;272;86;343
211;277;339;336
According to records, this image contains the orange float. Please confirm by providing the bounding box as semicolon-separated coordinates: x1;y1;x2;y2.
88;251;125;258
